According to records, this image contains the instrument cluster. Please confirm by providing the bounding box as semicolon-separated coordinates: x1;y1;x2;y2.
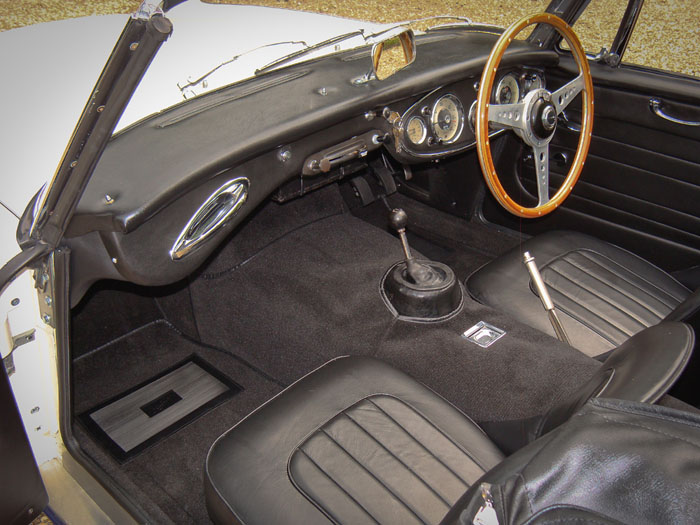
396;68;544;159
494;70;545;104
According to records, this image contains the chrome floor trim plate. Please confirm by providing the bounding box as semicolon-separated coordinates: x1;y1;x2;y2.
462;321;506;348
79;356;240;462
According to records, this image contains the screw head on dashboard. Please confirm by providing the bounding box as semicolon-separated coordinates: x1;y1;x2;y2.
278;149;292;163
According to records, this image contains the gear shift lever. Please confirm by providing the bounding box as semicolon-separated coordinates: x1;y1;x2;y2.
382;207;463;320
389;208;432;284
389;208;413;260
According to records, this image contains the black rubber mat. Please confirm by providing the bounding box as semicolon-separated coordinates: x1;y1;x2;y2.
79;355;241;463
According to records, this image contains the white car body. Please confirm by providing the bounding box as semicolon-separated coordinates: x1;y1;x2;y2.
0;3;389;520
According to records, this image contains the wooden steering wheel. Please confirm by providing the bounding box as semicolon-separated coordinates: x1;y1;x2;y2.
475;13;594;218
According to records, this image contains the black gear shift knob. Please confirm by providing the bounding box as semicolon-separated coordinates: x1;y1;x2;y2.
389;208;408;232
389;207;414;265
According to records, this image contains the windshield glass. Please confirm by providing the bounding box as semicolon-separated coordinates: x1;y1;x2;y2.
114;3;390;129
117;1;555;130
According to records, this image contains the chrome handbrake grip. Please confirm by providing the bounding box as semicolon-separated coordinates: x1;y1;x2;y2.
523;251;571;345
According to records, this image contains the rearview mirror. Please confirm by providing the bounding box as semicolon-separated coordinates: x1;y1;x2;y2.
371;28;416;81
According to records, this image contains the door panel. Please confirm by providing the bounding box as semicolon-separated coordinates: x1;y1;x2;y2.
483;57;700;272
1;364;48;525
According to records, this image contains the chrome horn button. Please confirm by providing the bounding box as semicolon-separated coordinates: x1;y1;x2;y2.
517;88;557;148
541;105;557;131
529;96;557;140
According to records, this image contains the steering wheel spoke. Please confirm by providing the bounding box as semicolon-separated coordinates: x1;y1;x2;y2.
552;74;584;114
533;144;550;206
488;101;528;131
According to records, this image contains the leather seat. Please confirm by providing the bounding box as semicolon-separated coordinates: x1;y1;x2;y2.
467;230;696;356
204;356;504;524
441;397;700;525
205;350;699;525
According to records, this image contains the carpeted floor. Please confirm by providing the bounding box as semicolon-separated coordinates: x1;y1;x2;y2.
188;207;600;423
73;321;282;523
71;184;604;523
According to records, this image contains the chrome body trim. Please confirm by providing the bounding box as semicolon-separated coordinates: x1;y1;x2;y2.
650;98;700;127
170;177;249;261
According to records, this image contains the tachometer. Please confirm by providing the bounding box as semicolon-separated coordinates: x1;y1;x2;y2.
406;116;427;145
431;94;464;144
495;73;520;104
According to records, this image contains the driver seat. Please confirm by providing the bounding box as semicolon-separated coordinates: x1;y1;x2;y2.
467;230;697;357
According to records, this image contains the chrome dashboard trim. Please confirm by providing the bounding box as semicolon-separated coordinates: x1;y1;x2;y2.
170;177;249;261
396;86;504;159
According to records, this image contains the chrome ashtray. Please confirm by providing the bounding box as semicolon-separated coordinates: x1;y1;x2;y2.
462;321;506;348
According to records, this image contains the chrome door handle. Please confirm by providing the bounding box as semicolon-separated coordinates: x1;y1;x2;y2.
649;98;700;126
553;152;568;166
559;111;581;132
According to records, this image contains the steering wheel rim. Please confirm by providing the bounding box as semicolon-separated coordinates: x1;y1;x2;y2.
475;13;594;218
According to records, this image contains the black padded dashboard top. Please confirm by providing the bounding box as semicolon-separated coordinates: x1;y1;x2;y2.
70;29;558;236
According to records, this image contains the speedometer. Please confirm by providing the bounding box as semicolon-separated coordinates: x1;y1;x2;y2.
431;94;464;144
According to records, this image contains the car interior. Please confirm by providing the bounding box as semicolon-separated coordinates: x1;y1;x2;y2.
59;9;700;524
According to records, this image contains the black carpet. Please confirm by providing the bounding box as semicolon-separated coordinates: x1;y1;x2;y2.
189;212;600;423
352;192;522;281
72;185;607;523
190;214;405;384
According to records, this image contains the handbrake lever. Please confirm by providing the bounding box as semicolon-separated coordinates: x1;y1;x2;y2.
523;251;571;345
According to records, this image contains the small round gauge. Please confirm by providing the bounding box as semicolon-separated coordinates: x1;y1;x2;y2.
495;73;520;104
521;72;544;95
406;116;427;145
431;94;465;144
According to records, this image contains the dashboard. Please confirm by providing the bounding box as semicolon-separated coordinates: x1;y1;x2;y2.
65;28;558;305
395;68;546;159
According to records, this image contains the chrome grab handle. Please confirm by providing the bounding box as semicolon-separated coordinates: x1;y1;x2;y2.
649;98;700;127
170;177;249;260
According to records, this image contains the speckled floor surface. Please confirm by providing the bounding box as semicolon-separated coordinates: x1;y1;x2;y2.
0;1;697;76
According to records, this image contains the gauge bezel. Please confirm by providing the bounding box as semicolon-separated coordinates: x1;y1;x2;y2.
495;73;521;104
394;84;507;159
520;70;545;96
430;94;465;145
405;116;428;145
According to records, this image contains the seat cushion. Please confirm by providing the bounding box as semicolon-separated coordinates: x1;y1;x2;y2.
467;231;691;356
443;398;700;525
204;356;504;525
